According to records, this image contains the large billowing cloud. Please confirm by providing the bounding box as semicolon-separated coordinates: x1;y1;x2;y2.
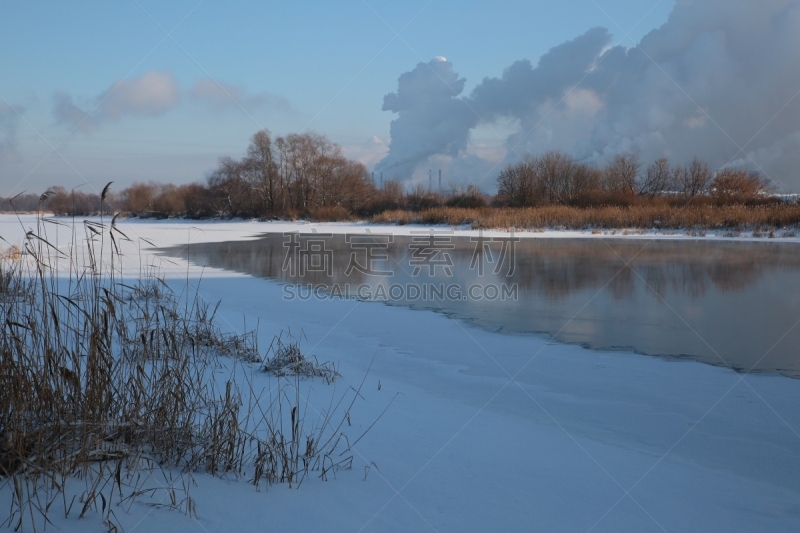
377;0;800;191
376;57;478;181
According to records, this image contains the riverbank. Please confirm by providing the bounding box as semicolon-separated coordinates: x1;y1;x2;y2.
2;215;800;532
6;215;798;247
371;204;800;234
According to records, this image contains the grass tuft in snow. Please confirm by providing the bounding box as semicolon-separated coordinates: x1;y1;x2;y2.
261;331;341;384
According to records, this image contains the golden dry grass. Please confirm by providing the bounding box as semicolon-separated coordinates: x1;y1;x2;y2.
371;204;800;231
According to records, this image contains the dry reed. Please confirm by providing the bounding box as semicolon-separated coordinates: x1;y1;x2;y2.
261;331;341;384
371;204;800;232
0;207;370;531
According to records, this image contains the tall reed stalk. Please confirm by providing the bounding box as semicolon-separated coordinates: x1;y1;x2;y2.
1;203;367;531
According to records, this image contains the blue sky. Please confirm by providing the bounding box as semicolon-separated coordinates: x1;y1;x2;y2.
0;0;675;195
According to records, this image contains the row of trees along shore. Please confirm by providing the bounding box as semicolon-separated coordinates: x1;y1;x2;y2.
0;129;789;219
496;152;773;206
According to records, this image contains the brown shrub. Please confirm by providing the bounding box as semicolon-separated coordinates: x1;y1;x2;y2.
446;185;488;208
309;205;353;221
711;169;770;200
404;184;443;211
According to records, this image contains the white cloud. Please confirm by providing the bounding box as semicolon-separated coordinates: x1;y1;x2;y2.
54;70;180;131
53;72;292;133
100;70;180;119
190;78;292;113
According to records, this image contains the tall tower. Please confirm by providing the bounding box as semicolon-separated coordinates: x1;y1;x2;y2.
429;169;432;192
438;169;442;194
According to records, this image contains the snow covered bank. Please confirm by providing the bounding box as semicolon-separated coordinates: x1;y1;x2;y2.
1;215;800;532
5;215;799;250
99;216;800;244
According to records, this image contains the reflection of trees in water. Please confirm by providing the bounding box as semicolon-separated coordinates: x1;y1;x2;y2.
177;235;376;288
506;240;798;301
172;236;800;302
609;266;636;301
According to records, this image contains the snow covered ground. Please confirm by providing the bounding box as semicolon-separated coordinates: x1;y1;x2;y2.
2;215;800;532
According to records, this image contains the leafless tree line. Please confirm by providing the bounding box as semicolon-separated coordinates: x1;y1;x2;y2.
0;130;380;218
203;130;376;218
496;151;773;207
0;142;780;218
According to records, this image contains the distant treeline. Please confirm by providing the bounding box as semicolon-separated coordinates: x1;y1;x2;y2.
0;129;789;219
495;152;774;207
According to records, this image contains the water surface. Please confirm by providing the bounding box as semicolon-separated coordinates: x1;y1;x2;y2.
165;233;800;377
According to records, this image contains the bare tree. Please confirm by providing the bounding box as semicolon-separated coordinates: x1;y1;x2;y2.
323;159;374;211
188;129;379;218
275;133;326;211
243;129;281;214
180;183;215;218
268;131;382;215
638;157;673;197
569;164;602;201
675;158;711;197
497;155;539;206
373;180;404;211
603;153;641;195
208;156;252;217
538;151;574;203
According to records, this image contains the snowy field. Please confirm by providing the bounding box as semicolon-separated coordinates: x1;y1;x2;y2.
2;214;800;532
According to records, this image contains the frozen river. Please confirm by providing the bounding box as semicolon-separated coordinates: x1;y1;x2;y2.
167;232;800;377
